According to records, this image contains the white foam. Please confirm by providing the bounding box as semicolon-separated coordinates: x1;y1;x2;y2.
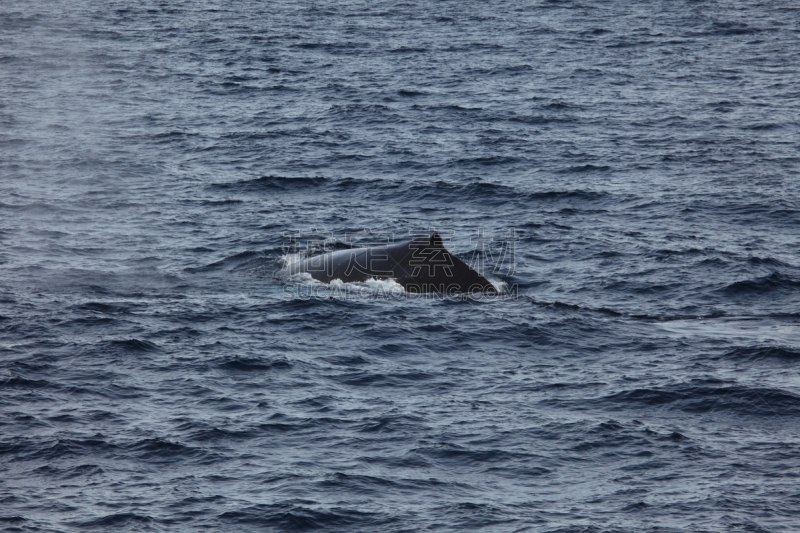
288;271;314;282
284;274;513;301
488;278;509;294
329;278;346;289
364;277;405;293
284;275;407;300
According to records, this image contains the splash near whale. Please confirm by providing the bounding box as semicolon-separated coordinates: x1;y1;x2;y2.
279;232;497;295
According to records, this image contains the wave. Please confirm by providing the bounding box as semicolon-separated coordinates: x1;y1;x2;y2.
178;422;259;442
128;437;212;463
34;463;104;480
558;164;611;173
599;383;800;417
186;249;279;274
211;175;329;191
218;503;383;530
724;346;800;361
721;272;800;295
73;301;136;314
69;512;154;529
706;20;764;36
393;180;609;206
105;339;159;352
331;370;434;387
388;47;427;54
748;256;796;268
410;443;538;468
209;175;611;209
218;356;292;372
292;41;371;52
1;437;117;462
527;297;623;317
0;375;50;389
396;88;427;97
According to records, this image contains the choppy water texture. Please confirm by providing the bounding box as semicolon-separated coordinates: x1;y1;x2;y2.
2;0;800;531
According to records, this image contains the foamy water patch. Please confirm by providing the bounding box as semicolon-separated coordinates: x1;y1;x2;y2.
284;276;406;300
488;278;509;294
282;274;516;301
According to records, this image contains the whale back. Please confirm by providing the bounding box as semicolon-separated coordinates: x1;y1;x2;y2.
280;233;495;294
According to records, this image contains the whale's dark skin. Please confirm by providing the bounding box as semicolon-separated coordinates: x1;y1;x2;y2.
280;233;497;294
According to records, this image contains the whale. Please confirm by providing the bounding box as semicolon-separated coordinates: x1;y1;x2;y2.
279;232;497;294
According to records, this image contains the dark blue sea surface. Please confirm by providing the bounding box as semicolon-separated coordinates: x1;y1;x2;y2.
2;0;800;531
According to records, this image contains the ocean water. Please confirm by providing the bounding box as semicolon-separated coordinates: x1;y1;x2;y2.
2;0;799;531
